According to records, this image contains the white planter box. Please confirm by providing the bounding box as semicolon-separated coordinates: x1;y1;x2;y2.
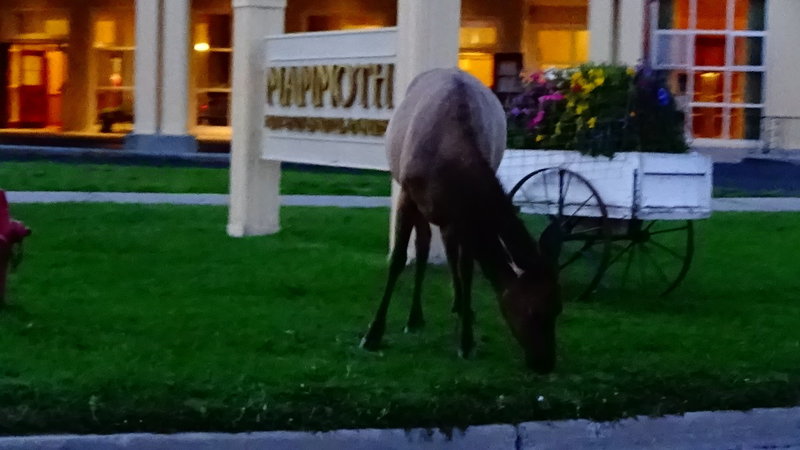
497;149;713;220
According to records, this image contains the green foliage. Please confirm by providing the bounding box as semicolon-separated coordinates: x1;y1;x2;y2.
1;204;799;434
508;63;688;157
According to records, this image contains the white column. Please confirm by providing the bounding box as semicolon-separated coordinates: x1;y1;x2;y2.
227;0;286;237
395;0;462;97
392;0;461;263
133;0;160;135
589;0;616;63
764;0;800;150
617;0;646;66
161;0;191;136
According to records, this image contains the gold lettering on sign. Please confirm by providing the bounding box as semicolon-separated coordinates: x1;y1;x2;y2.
370;64;393;109
266;63;395;110
266;67;283;106
280;67;293;107
265;115;389;137
312;66;331;107
330;65;346;107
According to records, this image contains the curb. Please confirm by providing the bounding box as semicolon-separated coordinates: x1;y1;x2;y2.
0;407;798;449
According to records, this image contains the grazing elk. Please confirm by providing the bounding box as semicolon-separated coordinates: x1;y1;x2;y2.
361;68;561;373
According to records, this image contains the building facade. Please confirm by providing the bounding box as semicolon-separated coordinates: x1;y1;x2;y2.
1;0;798;152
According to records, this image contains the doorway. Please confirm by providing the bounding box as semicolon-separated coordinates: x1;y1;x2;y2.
6;43;67;129
19;50;48;127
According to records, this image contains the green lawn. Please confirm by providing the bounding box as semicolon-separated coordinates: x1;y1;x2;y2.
1;204;799;435
0;161;391;196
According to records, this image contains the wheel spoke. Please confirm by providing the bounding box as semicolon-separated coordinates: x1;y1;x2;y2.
558;170;566;218
638;245;647;289
607;241;635;267
641;245;671;285
543;171;551;203
563;196;598;229
648;239;685;261
621;244;635;290
560;249;587;270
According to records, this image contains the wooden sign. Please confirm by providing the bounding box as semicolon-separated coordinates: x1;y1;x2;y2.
262;28;397;170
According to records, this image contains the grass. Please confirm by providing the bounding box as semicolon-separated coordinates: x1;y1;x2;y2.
0;161;391;196
1;204;799;435
4;160;798;198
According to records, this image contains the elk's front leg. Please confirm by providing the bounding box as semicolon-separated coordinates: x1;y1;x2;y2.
456;240;476;359
361;192;415;351
442;226;463;314
405;218;430;333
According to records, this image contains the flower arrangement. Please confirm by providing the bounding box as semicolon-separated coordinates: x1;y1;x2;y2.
507;63;688;157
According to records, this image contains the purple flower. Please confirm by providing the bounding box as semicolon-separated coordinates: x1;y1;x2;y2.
510;107;522;117
657;88;671;106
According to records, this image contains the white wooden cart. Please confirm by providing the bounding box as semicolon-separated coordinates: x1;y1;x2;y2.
497;150;713;300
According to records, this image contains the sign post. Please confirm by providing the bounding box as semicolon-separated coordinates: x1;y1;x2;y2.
392;0;462;261
227;0;286;237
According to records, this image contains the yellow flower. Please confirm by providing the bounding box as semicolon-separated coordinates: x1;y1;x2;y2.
583;82;596;94
594;75;605;86
588;68;603;79
588;117;597;128
567;100;575;109
576;103;588;114
571;71;583;83
536;134;545;143
626;67;636;77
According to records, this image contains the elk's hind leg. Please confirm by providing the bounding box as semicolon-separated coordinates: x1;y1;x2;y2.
405;218;430;333
361;191;416;351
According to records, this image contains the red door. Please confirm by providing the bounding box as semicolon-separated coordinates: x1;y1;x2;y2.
19;50;48;128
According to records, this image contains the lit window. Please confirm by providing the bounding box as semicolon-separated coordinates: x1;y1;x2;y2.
526;5;589;71
458;52;495;87
536;30;589;69
653;0;766;141
193;14;233;127
459;27;498;49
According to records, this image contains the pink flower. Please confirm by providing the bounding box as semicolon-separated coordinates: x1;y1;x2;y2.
528;110;546;129
538;92;566;103
529;71;546;84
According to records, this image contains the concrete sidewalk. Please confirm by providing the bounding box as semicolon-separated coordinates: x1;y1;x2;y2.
0;407;798;449
6;191;800;212
5;191;392;208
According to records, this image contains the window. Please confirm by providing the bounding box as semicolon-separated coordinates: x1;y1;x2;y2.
193;14;232;127
458;22;499;87
13;11;69;37
652;0;766;141
536;30;588;69
93;11;136;133
526;4;589;71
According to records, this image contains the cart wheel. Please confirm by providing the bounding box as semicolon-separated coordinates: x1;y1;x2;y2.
508;168;611;301
601;219;694;297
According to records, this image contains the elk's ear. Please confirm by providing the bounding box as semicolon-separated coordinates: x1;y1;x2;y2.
538;221;562;266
